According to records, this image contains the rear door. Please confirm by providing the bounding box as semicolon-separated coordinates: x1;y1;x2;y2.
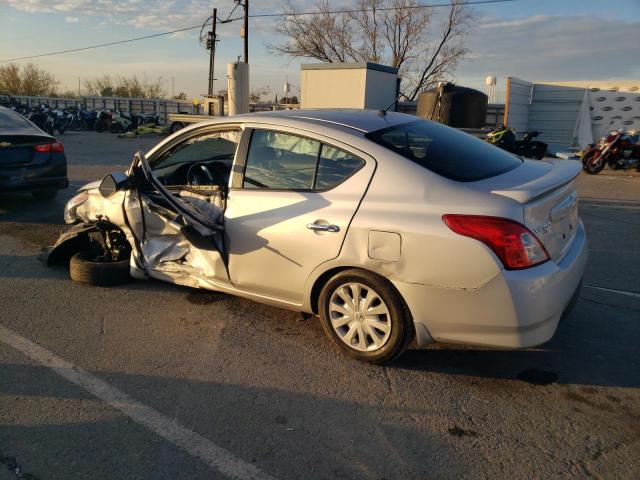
224;127;375;303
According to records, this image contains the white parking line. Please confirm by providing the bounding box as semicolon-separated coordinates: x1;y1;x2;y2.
0;324;277;480
583;284;640;299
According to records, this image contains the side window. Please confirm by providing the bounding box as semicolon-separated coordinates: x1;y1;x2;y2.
315;144;365;190
243;130;320;189
152;130;240;187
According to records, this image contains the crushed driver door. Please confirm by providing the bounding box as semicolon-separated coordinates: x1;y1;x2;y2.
124;129;241;290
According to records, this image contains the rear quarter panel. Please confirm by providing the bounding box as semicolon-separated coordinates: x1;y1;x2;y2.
303;144;525;310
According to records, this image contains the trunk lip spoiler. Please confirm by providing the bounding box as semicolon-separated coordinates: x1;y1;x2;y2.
491;160;582;204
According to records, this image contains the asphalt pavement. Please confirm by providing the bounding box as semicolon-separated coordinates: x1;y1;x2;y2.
1;132;639;479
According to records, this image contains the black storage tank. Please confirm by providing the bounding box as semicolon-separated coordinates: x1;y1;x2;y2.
416;83;488;128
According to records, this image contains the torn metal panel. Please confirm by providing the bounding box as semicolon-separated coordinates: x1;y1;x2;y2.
123;188;229;287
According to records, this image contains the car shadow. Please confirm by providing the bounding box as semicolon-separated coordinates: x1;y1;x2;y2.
0;191;70;224
394;298;640;388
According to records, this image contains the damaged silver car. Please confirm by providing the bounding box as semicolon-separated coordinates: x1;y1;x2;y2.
49;110;587;364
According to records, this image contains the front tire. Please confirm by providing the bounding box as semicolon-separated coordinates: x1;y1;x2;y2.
582;149;605;174
70;251;131;286
318;269;414;364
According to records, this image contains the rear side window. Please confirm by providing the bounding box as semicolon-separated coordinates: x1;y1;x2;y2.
243;130;364;190
315;145;364;190
366;120;521;182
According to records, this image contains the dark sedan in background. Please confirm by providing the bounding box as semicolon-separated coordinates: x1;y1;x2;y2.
0;106;68;200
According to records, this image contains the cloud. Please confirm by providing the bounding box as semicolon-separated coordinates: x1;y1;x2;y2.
4;0;317;33
457;14;640;84
65;16;79;23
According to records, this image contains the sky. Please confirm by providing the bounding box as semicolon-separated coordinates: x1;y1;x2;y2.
0;0;639;101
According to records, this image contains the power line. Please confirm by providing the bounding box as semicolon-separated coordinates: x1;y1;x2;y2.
1;0;517;63
1;25;205;63
224;0;517;21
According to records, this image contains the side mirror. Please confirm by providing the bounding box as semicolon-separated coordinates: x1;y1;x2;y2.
99;172;129;198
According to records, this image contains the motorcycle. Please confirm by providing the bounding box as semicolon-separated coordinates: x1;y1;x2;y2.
26;105;48;131
95;109;113;132
132;111;159;128
582;130;640;174
486;125;548;160
45;108;70;135
64;106;84;131
110;109;134;133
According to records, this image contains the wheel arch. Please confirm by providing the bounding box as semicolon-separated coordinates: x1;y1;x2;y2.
307;264;413;323
309;266;354;315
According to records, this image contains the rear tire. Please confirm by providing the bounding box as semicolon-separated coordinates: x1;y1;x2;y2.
70;251;131;287
582;150;605;174
32;189;58;201
318;269;414;365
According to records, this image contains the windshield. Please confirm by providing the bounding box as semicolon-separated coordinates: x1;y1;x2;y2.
366;120;522;182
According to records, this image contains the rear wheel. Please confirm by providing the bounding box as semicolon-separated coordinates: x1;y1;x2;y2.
582;150;605;174
170;122;184;134
318;269;414;364
70;251;131;286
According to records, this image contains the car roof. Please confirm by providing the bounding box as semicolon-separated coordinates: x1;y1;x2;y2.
236;109;416;134
0;106;49;137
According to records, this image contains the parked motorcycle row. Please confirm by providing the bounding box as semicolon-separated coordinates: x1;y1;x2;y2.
485;125;548;160
581;129;640;174
6;101;159;136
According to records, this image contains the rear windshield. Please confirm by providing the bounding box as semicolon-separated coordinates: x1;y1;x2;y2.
0;108;33;130
365;120;521;182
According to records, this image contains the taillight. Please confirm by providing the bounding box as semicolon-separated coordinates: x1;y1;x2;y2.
605;134;616;143
442;215;549;270
34;141;64;153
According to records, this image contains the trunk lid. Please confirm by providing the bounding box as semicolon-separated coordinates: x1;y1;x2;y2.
0;135;53;167
488;159;582;262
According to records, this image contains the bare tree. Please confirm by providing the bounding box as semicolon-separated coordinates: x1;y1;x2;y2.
249;86;272;103
0;63;58;96
84;74;166;98
268;0;471;100
83;75;114;97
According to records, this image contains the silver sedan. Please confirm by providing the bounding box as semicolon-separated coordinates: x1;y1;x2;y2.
50;109;587;364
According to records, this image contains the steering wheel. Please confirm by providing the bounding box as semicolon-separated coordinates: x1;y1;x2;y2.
186;162;214;186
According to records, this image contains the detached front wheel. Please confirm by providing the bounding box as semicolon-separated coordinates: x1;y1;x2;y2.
70;251;131;286
318;269;414;364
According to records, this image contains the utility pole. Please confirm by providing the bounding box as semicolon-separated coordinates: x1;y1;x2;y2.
243;0;248;64
207;7;217;97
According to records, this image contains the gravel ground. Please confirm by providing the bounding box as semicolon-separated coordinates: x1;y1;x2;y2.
0;132;638;480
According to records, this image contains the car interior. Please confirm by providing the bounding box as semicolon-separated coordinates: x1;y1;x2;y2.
145;131;241;227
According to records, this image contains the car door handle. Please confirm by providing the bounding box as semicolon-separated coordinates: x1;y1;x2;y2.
307;222;340;233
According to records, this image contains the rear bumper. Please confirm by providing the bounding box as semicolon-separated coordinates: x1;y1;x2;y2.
396;221;588;348
0;158;68;192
